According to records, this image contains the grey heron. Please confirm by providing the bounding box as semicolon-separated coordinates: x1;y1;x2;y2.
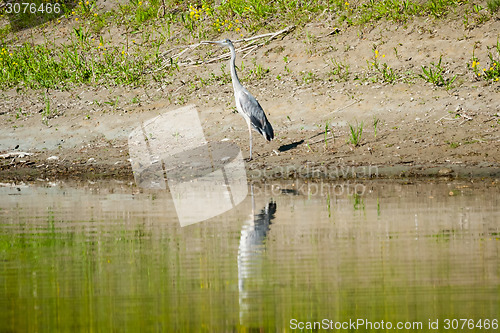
203;39;274;160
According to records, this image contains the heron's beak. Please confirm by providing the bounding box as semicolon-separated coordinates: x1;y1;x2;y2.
201;40;224;46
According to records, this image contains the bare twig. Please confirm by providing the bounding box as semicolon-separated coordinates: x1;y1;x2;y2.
435;116;454;123
436;112;474;125
309;135;338;145
230;25;295;44
242;45;259;58
333;100;359;113
158;26;295;70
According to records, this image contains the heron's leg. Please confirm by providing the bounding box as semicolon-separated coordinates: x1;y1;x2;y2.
247;122;253;160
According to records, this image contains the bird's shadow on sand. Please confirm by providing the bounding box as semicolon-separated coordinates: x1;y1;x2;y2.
278;140;304;152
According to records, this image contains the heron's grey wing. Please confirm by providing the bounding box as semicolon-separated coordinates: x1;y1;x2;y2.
236;89;274;141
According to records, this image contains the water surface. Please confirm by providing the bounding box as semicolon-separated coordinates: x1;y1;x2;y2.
1;180;499;331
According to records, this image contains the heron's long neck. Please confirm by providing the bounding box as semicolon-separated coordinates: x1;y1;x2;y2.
228;45;242;91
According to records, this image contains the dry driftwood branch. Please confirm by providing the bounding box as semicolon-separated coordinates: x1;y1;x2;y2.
157;25;295;70
0;152;33;159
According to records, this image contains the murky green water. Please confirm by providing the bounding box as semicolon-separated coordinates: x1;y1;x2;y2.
1;180;499;332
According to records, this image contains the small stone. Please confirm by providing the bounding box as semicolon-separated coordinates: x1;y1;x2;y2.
438;168;453;176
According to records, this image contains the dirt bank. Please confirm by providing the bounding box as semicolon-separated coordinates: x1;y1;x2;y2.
1;14;499;182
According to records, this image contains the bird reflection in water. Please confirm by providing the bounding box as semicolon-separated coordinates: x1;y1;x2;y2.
238;186;276;325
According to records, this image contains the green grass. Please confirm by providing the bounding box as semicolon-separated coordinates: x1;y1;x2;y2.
244;59;269;81
367;49;398;84
488;0;500;12
300;71;316;85
329;59;350;82
469;40;500;82
0;39;171;89
326;194;331;218
2;0;76;31
446;141;460;148
0;0;496;90
373;116;380;138
419;56;457;89
42;92;52;126
348;121;364;147
351;193;365;211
